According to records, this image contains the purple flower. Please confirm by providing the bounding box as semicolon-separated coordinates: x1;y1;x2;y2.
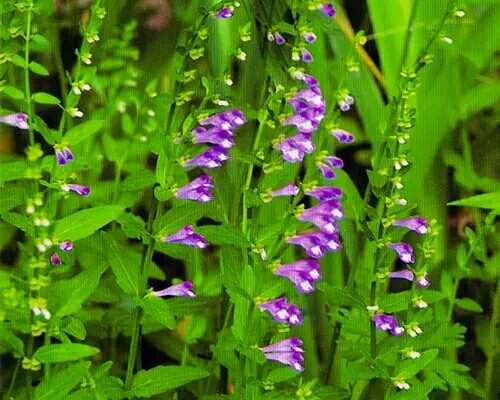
393;216;429;235
274;32;286;45
305;186;343;201
274;259;321;293
388;242;415;264
175;174;214;203
300;74;319;88
416;272;431;288
55;146;74;166
62;184;90;196
297;212;339;234
276;132;315;163
288;231;341;259
389;269;415;282
271;183;299;198
372;314;404;336
259;297;303;325
301;48;313;63
317;156;344;180
184;146;230;169
200;109;246;130
0;113;29;130
302;31;317;43
50;252;62;265
215;6;233;19
153;280;196;297
192;127;235;149
318;3;336;17
338;95;354;112
331;129;355;144
260;337;305;372
299;200;344;220
59;240;73;252
161;225;208;249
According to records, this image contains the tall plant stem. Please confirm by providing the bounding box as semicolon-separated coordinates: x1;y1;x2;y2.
24;7;34;146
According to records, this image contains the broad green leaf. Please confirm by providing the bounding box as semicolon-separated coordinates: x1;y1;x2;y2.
29;61;50;76
2;85;25;100
130;366;209;398
1;212;35;237
34;362;90;400
154;202;223;234
396;349;439;379
196;224;249;248
32;92;60;105
64;120;105;145
0;324;24;356
0;160;28;184
34;343;99;363
455;298;483;313
52;206;124;241
448;191;500;209
139;296;176;329
104;233;140;296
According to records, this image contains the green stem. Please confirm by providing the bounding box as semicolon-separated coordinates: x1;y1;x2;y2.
4;358;20;400
485;275;500;400
24;6;34;146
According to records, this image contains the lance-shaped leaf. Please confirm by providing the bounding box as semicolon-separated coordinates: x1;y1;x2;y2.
64;120;105;145
34;343;100;364
34;362;90;400
396;349;439;379
104;233;140;296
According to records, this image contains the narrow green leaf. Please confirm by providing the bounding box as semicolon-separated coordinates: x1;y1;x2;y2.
32;92;60;105
196;224;249;248
104;233;140;296
139;296;176;329
34;343;99;364
64;120;105;145
130;366;209;398
34;362;90;400
397;349;439;379
455;298;483;313
1;212;35;237
448;191;500;209
29;61;50;76
0;325;24;356
52;206;124;241
2;85;25;100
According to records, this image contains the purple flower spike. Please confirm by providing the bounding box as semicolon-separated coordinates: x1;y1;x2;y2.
62;184;90;197
319;3;336;17
302;31;317;43
50;252;62;266
184;146;230;169
275;32;286;45
153;280;196;297
389;269;415;282
193;127;235;149
393;216;429;235
276;133;315;163
216;6;233;19
55;146;74;166
162;225;208;249
305;186;343;201
301;48;313;63
300;200;344;220
0;113;29;130
59;240;73;252
373;313;404;336
261;337;305;372
259;297;303;325
416;272;431;288
297;212;338;234
271;183;299;198
388;242;415;264
175;174;214;203
275;259;321;293
317;156;344;180
331;129;355;144
200;109;246;130
288;232;328;259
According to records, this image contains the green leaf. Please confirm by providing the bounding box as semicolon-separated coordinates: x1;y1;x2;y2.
196;224;249;248
34;343;100;364
104;233;140;296
396;349;439;379
32;92;60;105
130;366;209;398
2;85;25;100
34;362;90;400
0;324;24;356
52;206;124;241
139;296;176;329
1;212;35;237
455;298;483;313
154;202;223;234
29;61;50;76
64;120;105;145
448;191;500;209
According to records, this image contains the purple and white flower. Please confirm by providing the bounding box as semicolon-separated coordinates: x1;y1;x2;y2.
274;32;286;45
55;146;74;166
59;240;73;252
301;48;313;63
161;225;208;249
388;242;415;264
297;211;339;234
305;186;343;201
259;297;303;325
393;216;429;235
275;132;315;163
200;109;246;130
215;6;233;19
302;31;317;43
0;113;29;130
192;127;235;149
416;272;431;288
317;155;344;180
175;174;214;203
331;129;355;144
184;146;230;169
318;3;336;17
261;337;305;372
153;280;196;297
50;252;62;266
373;313;404;336
62;183;90;196
338;94;354;112
274;259;321;293
388;269;415;282
299;199;344;220
271;183;299;198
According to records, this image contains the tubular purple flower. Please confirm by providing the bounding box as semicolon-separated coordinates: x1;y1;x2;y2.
317;156;344;180
276;132;315;163
339;95;354;112
184;145;230;169
389;269;415;282
331;129;355;144
274;259;321;293
274;32;286;45
388;242;416;264
261;337;305;372
55;146;74;166
416;272;431;288
372;314;404;336
299;200;344;220
318;3;336;17
271;183;299;197
393;216;429;235
305;186;343;201
259;297;303;325
301;48;313;63
161;225;208;249
215;6;233;19
200;109;246;130
50;252;62;266
302;31;317;43
0;113;29;130
62;183;90;196
59;240;73;252
153;280;196;297
175;174;214;203
288;231;341;259
193;127;235;149
297;212;339;234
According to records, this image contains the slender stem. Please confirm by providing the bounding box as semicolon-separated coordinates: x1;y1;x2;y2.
24;6;34;146
5;358;21;400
